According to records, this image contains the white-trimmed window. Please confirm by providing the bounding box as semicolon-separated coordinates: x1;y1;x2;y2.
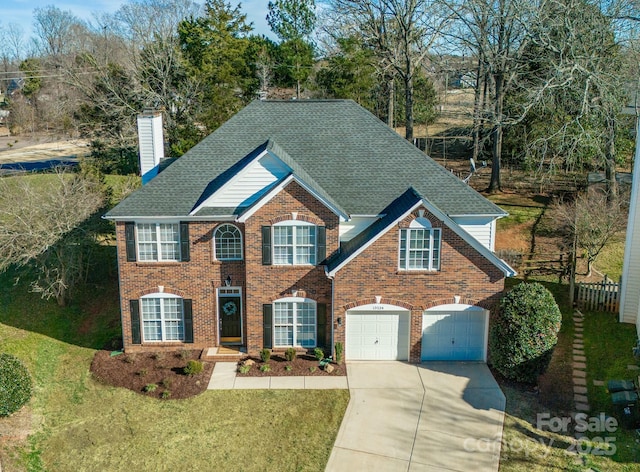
137;223;180;261
273;298;316;348
140;294;184;341
399;218;441;270
214;224;243;260
273;221;316;265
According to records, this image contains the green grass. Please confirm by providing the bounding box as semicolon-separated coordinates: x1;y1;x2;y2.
495;204;546;231
593;239;626;281
0;271;349;471
582;310;640;467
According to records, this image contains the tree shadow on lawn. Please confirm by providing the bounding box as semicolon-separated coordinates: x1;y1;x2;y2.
0;247;122;350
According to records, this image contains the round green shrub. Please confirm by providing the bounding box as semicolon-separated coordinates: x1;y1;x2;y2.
489;282;562;384
0;353;33;416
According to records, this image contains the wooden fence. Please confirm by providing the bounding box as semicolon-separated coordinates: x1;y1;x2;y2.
576;277;620;313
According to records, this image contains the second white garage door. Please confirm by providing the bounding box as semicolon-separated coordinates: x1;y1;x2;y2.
421;307;488;361
346;311;410;361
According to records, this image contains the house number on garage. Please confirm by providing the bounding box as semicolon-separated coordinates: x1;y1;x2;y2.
372;305;385;310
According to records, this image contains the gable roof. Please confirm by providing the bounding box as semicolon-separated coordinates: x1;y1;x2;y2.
326;187;516;277
106;100;506;219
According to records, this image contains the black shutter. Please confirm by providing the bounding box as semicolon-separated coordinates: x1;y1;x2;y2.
317;226;326;263
180;222;190;262
183;299;193;343
125;222;136;262
316;303;327;348
263;304;273;348
261;226;272;265
129;300;141;344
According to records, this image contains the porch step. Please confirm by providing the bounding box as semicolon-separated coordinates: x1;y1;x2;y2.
201;346;247;362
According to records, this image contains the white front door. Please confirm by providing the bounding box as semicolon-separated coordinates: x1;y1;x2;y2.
346;311;410;360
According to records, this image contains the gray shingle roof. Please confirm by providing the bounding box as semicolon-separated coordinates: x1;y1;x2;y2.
326;187;421;272
106;100;505;219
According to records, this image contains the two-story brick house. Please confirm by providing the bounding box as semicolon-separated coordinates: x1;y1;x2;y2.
105;100;515;363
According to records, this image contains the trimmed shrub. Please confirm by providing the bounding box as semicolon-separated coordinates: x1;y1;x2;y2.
260;349;271;363
284;347;297;362
0;353;33;416
313;347;325;361
259;364;271;372
183;360;204;376
490;282;562;384
334;342;344;365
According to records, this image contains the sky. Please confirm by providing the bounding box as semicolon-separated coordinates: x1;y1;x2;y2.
0;0;273;43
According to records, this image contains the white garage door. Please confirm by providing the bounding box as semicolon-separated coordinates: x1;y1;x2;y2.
346;311;410;360
421;308;487;361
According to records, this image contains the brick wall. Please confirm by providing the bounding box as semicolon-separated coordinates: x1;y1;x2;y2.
115;191;505;362
243;180;338;354
116;180;340;354
332;206;505;363
116;221;247;352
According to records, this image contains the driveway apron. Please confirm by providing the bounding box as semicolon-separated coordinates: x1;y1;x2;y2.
325;362;505;472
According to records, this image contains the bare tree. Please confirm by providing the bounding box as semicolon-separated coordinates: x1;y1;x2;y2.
326;0;449;140
33;5;84;58
552;188;627;278
0;171;106;306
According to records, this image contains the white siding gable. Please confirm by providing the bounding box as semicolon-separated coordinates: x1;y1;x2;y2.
194;151;291;212
339;216;378;242
451;216;497;251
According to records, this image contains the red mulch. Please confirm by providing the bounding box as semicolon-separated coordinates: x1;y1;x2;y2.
90;349;213;399
237;354;346;377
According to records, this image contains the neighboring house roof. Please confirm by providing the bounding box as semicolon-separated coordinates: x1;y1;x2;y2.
326;187;516;277
106;100;506;219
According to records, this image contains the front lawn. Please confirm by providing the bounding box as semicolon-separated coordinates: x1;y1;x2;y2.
0;270;348;471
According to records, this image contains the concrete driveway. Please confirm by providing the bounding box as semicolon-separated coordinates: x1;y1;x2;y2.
325;362;505;472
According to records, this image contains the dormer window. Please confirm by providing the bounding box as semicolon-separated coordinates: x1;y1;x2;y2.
399;217;441;271
214;224;243;260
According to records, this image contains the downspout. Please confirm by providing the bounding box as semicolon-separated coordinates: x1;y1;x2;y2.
325;266;335;358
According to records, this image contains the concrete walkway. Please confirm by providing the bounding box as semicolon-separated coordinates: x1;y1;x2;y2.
325;362;505;472
207;361;348;390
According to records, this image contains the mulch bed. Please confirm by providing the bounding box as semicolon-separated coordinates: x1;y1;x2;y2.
90;349;213;400
237;354;346;377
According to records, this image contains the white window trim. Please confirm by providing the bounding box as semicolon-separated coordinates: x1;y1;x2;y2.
213;223;243;261
272;220;317;266
398;218;442;271
136;222;181;262
140;293;184;342
273;297;317;348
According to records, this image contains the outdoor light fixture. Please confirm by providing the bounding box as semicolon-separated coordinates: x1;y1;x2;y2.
337;317;342;327
225;275;232;287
